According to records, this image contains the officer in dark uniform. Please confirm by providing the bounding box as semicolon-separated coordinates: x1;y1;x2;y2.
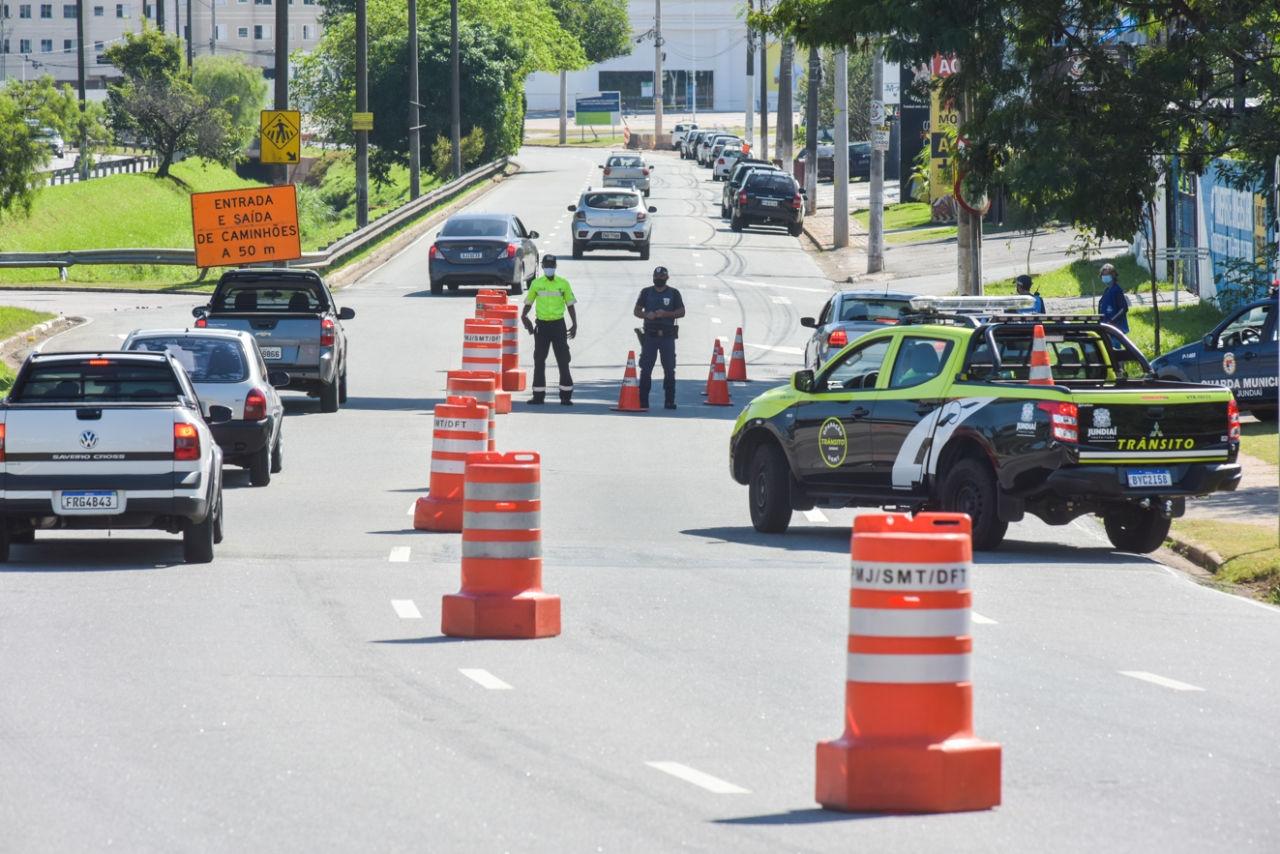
632;266;686;410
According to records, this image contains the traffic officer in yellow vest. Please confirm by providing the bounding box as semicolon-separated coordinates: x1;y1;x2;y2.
521;254;578;405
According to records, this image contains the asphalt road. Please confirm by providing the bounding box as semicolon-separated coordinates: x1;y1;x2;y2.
1;147;1277;853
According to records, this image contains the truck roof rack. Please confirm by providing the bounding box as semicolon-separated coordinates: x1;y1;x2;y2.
984;314;1105;324
898;312;984;328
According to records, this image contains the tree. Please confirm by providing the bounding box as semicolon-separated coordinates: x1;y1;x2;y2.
799;47;873;141
549;0;630;64
104;29;239;178
3;76;112;168
193;55;269;149
0;91;48;219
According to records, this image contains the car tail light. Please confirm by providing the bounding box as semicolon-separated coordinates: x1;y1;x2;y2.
574;210;586;221
174;422;200;461
827;329;848;348
244;388;268;421
0;423;6;463
429;244;443;260
505;242;519;258
717;158;725;165
320;317;335;347
1037;401;1079;444
88;358;111;366
791;193;803;210
1227;399;1241;441
603;167;612;176
194;317;208;328
642;168;650;176
636;211;647;222
738;191;748;206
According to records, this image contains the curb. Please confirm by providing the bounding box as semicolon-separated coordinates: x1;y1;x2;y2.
0;315;87;373
1165;531;1225;573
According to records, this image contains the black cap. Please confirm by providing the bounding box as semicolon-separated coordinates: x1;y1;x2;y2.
542;254;557;266
652;266;669;281
1014;274;1033;291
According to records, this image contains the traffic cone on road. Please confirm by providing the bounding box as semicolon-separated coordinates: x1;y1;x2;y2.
815;512;1001;813
414;396;491;532
706;347;732;406
611;350;645;412
727;327;749;382
1028;323;1054;386
703;339;723;397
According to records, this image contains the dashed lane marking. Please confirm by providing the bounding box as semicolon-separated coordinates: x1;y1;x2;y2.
406;501;416;516
389;546;411;562
717;292;733;300
645;762;750;794
971;612;998;625
770;295;792;305
802;508;829;524
710;317;722;324
1119;671;1204;692
459;669;514;690
391;600;422;619
746;342;805;355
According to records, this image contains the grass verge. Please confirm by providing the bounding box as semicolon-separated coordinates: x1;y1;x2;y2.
1171;519;1280;604
0;306;57;387
887;226;957;245
1126;301;1225;361
853;202;933;231
987;253;1175;299
1240;419;1279;467
524;133;630;148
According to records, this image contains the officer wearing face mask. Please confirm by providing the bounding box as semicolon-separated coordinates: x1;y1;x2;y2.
522;254;578;405
1097;262;1129;333
633;266;686;410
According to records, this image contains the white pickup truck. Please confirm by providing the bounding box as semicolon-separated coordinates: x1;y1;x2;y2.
0;352;226;563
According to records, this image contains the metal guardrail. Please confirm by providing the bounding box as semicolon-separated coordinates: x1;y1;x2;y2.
0;157;509;275
45;155;158;186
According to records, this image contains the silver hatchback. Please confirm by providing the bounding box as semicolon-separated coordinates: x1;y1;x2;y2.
123;328;288;486
568;188;657;260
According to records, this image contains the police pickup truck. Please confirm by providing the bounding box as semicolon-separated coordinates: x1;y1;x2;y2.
0;352;226;563
730;304;1242;553
193;269;354;413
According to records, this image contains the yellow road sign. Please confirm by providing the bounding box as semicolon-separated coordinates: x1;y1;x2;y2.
260;109;301;164
352;112;374;132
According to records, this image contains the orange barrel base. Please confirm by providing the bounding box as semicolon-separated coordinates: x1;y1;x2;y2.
413;494;464;532
441;590;561;639
495;390;512;414
816;736;1001;814
502;369;527;392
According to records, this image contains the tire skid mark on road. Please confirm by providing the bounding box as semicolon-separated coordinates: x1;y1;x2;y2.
391;600;422;619
1119;670;1204;692
459;668;514;690
645;761;750;794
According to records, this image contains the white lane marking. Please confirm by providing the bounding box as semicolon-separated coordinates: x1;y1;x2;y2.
971;612;998;625
727;277;829;294
710;317;722;324
1119;671;1204;692
389;546;411;563
114;333;127;339
645;762;750;794
406;501;416;516
802;508;829;524
717;292;733;300
391;599;422;619
459;669;514;690
746;342;804;355
770;295;792;305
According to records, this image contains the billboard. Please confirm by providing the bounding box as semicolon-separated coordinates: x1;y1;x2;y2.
576;92;622;127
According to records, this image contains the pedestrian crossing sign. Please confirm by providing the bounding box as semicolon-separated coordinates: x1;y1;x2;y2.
260;109;301;164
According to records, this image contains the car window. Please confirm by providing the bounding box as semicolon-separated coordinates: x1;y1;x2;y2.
583;192;638;210
441;217;509;238
607;156;642;168
215;284;325;312
1219;304;1274;347
839;299;908;324
746;174;797;195
821;338;892;391
851;142;872;155
817;299;833;326
14;361;183;402
128;336;250;383
512;217;528;237
888;338;954;389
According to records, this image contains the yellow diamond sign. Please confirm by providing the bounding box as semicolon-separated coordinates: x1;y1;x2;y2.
260;109;301;164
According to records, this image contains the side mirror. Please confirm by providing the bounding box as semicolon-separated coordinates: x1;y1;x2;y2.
566;204;576;212
191;306;207;318
1202;333;1215;349
649;164;656;169
528;230;540;239
597;164;604;169
800;316;817;328
792;369;815;393
338;306;356;320
267;370;291;388
800;189;808;197
207;404;233;424
648;206;657;213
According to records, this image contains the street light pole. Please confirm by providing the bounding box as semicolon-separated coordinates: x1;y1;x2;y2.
355;0;369;227
833;48;849;248
653;0;663;142
450;0;461;177
75;0;87;180
690;0;696;120
407;0;420;198
804;43;818;214
867;43;885;273
273;0;288;187
744;0;753;148
185;0;192;71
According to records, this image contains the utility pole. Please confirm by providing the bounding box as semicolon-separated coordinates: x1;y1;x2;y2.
653;0;662;142
955;95;981;294
449;0;461;177
75;0;87;180
867;42;885;273
173;0;180;64
558;70;567;145
185;0;192;71
804;44;819;214
209;0;216;55
273;0;287;186
744;0;753;149
777;39;792;164
156;0;164;33
407;0;420;198
690;0;696;120
833;48;848;248
759;33;767;159
355;0;368;227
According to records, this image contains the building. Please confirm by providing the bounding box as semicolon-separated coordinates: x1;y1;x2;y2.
0;0;322;89
524;0;756;115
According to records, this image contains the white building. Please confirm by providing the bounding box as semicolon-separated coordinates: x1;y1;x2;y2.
525;0;754;115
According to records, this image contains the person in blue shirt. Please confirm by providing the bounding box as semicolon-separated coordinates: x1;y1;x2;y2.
1015;275;1046;314
1097;262;1129;332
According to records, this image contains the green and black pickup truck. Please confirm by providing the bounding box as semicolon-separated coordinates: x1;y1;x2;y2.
729;312;1243;553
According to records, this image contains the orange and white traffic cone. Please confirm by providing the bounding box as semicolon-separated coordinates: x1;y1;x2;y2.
461;317;511;413
446;371;498;451
1028;323;1054;386
611;350;645;412
442;451;560;639
727;327;749;382
816;512;1001;813
479;303;527;392
706;347;732;406
414;396;491;532
704;339;723;396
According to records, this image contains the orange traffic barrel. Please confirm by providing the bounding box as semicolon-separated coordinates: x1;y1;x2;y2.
816;512;1001;813
442;451;561;639
461;317;510;412
479;303;527;392
413;396;491;533
446;371;497;451
475;289;508;311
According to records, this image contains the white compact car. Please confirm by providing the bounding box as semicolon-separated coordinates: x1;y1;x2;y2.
600;152;653;196
124;328;288;487
713;145;746;180
0;351;226;563
568;188;657;260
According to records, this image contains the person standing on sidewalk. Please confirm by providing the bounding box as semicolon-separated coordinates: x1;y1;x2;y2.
1015;275;1046;314
1097;262;1129;333
632;266;686;410
521;254;578;405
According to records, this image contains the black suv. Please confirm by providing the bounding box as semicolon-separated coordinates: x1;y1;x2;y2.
730;171;805;235
721;160;779;217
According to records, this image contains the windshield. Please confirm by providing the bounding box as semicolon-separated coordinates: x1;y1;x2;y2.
839;299;909;324
583;192;638;210
13;361;183;402
441;217;508;238
214;283;327;312
746;175;797;195
128;336;249;383
607;156;642;168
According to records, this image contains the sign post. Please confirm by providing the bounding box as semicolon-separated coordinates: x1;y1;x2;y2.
259;109;301;165
191;185;302;268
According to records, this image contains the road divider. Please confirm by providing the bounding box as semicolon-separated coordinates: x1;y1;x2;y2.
414;396;492;533
446;372;499;451
477;300;527;392
461;318;510;413
816;512;1002;814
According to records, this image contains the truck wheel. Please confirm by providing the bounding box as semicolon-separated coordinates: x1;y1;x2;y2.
270;430;284;474
940;458;1008;550
249;443;271;487
789;222;804;237
183;490;219;564
1103;506;1171;554
0;526;10;563
320;379;340;413
730;215;744;232
339;366;349;404
11;527;34;545
749;444;793;534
